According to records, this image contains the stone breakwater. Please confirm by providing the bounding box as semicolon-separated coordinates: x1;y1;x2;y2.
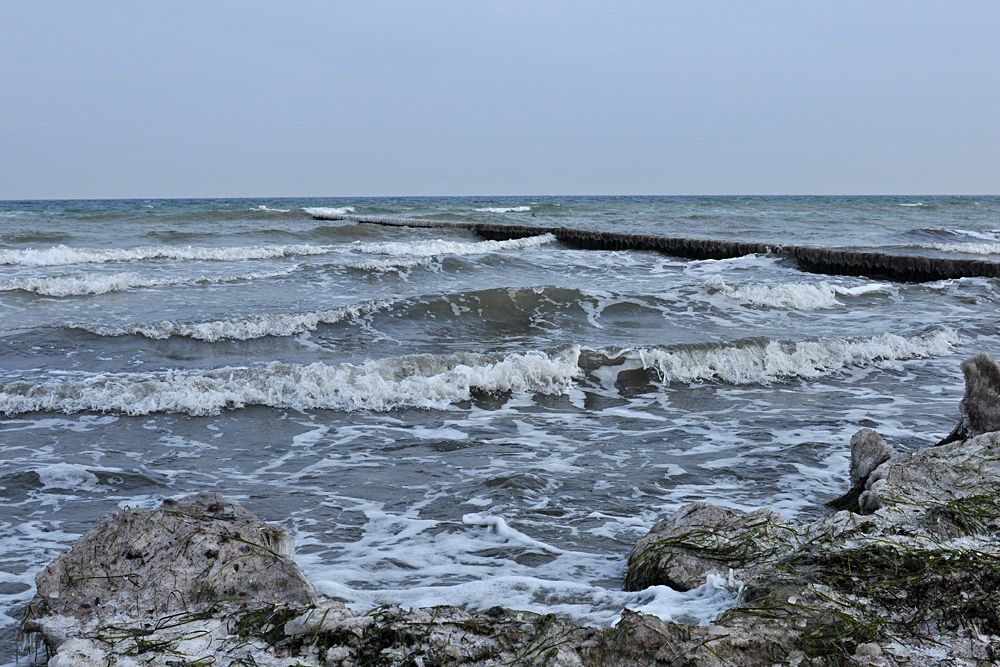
20;355;1000;666
312;213;1000;283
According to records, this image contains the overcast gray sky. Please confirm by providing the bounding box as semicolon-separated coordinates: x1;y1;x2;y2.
1;1;997;198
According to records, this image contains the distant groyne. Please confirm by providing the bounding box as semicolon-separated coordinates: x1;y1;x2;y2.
316;213;1000;282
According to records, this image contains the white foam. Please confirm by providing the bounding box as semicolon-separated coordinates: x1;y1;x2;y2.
0;348;581;415
462;514;563;554
321;572;739;628
303;506;740;627
606;328;959;385
474;206;532;213
703;275;891;310
80;299;394;341
303;206;356;218
34;463;100;491
255;205;291;213
919;242;1000;255
900;202;931;208
340;256;436;272
0;267;294;297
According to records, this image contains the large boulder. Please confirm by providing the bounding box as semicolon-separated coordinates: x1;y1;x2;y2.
22;492;316;650
625;502;794;592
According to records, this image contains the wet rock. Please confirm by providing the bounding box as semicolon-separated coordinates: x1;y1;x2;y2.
827;428;895;512
21;492;316;653
625;501;793;591
625;426;1000;666
939;352;1000;445
849;428;894;487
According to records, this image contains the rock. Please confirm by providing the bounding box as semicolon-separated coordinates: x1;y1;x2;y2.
626;428;1000;666
938;351;1000;445
855;641;882;658
849;428;894;487
625;501;793;592
827;428;895;512
21;492;316;652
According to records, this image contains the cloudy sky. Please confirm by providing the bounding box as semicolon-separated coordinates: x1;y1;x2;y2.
1;1;997;198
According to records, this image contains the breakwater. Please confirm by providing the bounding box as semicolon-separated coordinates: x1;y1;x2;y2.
318;213;1000;282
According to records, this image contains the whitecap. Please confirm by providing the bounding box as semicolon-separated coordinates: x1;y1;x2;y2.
349;234;554;257
0;267;295;297
0;348;582;416
919;242;1000;255
474;206;532;213
303;206;356;218
79;299;394;341
0;243;336;267
0;235;555;268
703;275;892;310
601;328;959;385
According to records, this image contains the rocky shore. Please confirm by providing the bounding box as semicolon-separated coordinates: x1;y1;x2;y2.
20;355;1000;666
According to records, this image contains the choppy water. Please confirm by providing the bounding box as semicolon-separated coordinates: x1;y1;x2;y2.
2;196;999;662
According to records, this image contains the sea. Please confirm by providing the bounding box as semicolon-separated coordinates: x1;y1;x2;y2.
2;195;999;662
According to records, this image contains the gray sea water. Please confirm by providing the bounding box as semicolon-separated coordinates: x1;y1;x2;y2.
2;196;999;662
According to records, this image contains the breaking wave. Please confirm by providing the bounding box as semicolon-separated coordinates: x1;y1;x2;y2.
0;243;336;267
0;348;582;416
474;206;532;213
0;268;294;297
597;328;959;385
0;235;555;267
303;206;356;218
919;242;1000;255
350;234;555;257
702;275;891;310
78;299;394;341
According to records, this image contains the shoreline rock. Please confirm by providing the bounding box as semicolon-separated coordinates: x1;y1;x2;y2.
21;355;1000;666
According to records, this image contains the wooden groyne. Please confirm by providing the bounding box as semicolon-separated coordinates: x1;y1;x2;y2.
316;214;1000;282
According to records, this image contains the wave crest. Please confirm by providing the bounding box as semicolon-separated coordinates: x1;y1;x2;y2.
78;299;394;341
919;242;1000;255
303;206;356;218
703;275;890;310
0;348;582;416
0;268;294;297
600;329;958;385
349;234;555;257
0;235;555;268
474;206;532;213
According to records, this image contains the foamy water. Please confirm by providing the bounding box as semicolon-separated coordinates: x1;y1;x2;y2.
1;195;997;664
